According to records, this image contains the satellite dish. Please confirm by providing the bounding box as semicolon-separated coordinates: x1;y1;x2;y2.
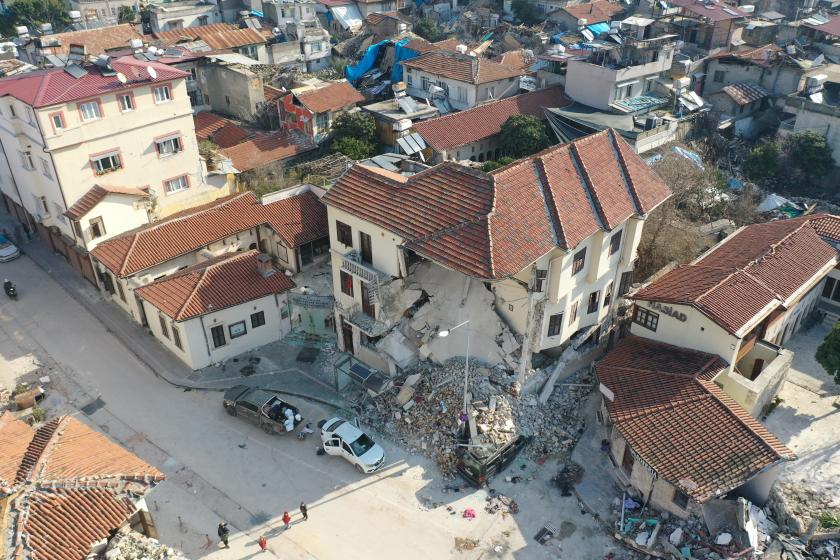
116;72;127;84
147;66;157;80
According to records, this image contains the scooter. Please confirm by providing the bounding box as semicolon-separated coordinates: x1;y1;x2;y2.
3;279;16;300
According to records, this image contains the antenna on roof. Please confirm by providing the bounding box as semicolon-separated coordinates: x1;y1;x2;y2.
147;66;158;80
117;72;127;84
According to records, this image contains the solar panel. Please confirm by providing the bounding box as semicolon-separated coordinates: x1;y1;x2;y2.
396;95;419;114
63;64;88;79
164;48;183;58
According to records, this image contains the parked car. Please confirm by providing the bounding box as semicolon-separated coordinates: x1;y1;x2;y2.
0;234;20;262
318;417;385;474
222;385;303;435
456;435;530;487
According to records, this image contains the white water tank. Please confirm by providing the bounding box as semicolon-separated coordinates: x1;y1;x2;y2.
741;4;754;13
129;38;143;49
456;44;468;54
15;26;28;37
577;18;587;26
68;10;82;20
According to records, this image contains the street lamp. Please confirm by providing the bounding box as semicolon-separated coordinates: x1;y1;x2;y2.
436;320;470;426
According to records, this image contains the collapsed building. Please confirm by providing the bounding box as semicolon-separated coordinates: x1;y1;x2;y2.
321;129;672;381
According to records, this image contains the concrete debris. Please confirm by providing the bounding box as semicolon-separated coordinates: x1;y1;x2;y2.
454;537;479;551
715;532;733;545
352;360;592;476
669;527;683;546
100;529;188;560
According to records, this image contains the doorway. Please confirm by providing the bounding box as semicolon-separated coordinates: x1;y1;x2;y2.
360;232;372;266
341;318;354;354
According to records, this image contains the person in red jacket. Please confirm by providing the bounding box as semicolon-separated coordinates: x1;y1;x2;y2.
282;511;291;530
258;535;268;552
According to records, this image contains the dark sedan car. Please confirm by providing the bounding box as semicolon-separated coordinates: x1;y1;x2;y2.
222;385;303;435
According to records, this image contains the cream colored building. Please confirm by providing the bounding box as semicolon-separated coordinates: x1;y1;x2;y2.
631;215;840;416
0;56;230;260
137;250;295;370
322;130;672;377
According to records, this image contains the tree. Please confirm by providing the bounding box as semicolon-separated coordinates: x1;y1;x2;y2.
330;111;375;144
816;322;840;385
784;131;835;182
0;0;70;36
117;5;136;23
499;115;550;159
331;136;375;160
413;17;443;42
511;0;540;25
481;156;514;172
743;141;779;183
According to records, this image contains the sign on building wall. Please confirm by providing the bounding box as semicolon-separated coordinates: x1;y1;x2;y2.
649;301;687;322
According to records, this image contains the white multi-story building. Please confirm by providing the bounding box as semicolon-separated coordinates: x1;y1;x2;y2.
321;129;672;376
0;56;230;282
402;50;524;112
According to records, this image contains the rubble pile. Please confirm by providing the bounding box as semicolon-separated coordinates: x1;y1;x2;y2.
100;529;188;560
354;360;592;476
770;482;840;541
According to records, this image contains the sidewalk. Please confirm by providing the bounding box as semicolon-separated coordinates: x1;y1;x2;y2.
572;393;624;529
15;229;346;409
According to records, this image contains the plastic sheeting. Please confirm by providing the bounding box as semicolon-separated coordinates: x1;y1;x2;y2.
391;38;414;83
345;39;389;84
586;22;610;36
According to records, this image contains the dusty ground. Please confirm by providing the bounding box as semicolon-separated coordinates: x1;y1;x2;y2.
0;246;617;559
764;323;840;533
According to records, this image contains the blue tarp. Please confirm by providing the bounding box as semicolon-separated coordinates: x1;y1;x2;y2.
586;22;610;36
391;38;415;83
345;40;389;84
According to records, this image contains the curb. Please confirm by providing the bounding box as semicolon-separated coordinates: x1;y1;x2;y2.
23;247;345;411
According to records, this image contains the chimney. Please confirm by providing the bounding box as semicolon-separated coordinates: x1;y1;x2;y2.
257;253;275;277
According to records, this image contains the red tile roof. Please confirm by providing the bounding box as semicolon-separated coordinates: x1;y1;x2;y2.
803;14;840;37
414;86;570;151
365;11;404;25
634;216;840;334
45;24;144;56
220;131;316;172
64;184;149;220
402;51;523;85
193;111;253;148
149;23;265;50
492;49;534;73
711;44;784;68
597;336;795;502
324;129;671;279
22;488;136;560
295;81;365;114
264;84;285;102
0;412;35;492
721;82;768;105
404;37;440;53
0;56;188;108
91;191;328;277
560;0;626;23
137;250;295;320
1;415;164;560
668;0;748;21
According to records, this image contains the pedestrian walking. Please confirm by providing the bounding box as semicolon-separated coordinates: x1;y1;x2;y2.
258;535;268;552
282;511;291;530
217;522;230;549
300;502;308;521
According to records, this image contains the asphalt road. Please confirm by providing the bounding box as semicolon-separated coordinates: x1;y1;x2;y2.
0;249;616;560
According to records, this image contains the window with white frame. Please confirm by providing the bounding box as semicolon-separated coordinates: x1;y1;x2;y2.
237;45;259;59
92;152;122;175
51;113;64;130
311;41;323;53
153;85;171;103
406;72;413;87
118;93;135;112
79;101;101;121
164;175;189;194
456;86;466;102
52;202;66;224
156;136;182;156
19;151;34;170
40;157;52;179
421;76;430;92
